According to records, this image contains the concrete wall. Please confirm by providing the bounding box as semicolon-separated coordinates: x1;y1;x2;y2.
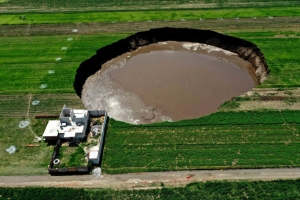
89;110;106;117
88;110;108;165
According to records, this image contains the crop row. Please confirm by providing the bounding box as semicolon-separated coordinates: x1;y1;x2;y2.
0;34;125;94
2;6;300;25
102;111;300;173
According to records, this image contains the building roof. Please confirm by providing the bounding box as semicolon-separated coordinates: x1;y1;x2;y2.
89;151;99;159
58;123;85;137
73;109;87;119
43;120;60;137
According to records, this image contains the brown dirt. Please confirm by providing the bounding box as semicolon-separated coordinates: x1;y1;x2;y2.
234;88;300;111
0;1;298;14
1;168;300;189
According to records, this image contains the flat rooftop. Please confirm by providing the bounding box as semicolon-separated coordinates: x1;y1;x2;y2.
43;120;60;137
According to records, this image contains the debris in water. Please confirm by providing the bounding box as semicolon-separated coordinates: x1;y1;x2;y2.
31;100;40;105
6;146;16;154
19;121;29;128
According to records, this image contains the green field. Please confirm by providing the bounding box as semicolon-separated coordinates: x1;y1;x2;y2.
102;111;300;173
0;34;126;94
1;7;300;25
1;179;300;199
1;0;300;178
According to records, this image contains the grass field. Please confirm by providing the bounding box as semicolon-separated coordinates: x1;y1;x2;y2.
0;94;85;175
1;0;300;176
1;6;300;25
102;111;300;173
0;34;126;94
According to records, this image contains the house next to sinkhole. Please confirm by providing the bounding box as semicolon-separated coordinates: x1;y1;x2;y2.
43;105;108;174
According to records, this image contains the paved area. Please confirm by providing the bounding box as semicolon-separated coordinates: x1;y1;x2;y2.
1;168;300;189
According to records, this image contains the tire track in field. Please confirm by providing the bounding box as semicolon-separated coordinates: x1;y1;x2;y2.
26;93;37;137
25;24;31;36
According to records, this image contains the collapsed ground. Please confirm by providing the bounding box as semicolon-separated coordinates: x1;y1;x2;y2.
1;2;300;176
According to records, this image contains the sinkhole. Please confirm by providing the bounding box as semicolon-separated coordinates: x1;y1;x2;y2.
74;28;270;124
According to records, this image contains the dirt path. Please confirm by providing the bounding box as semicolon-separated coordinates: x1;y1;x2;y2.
1;168;300;189
1;17;300;37
26;93;37;137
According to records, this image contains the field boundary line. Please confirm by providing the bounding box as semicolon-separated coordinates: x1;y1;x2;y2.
26;93;37;137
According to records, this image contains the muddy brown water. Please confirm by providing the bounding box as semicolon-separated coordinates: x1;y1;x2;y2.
82;41;258;124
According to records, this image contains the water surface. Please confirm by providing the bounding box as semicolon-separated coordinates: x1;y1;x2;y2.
82;41;257;124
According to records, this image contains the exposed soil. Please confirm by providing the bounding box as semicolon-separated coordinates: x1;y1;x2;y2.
1;168;300;189
0;1;299;13
233;88;300;111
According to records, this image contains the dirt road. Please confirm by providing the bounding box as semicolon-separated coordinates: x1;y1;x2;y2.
1;168;300;189
1;17;300;37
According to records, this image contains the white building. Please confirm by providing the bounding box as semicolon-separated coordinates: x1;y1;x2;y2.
43;105;89;141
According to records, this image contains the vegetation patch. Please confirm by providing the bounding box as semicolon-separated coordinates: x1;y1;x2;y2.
102;110;300;173
1;7;300;25
0;118;52;175
56;145;87;168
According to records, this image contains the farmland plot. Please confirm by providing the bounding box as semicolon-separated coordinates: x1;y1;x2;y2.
0;34;126;94
1;7;300;25
1;0;300;13
102;111;300;173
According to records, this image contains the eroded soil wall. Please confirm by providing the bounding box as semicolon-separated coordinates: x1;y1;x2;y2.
74;27;270;97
